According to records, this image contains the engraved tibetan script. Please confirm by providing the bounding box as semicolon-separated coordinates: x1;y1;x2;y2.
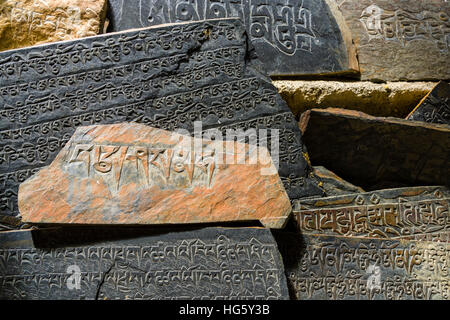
107;0;358;76
275;232;449;300
360;4;450;51
0;227;290;300
0;18;321;224
294;186;449;242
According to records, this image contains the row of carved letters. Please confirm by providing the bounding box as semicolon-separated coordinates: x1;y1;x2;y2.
0;46;244;99
67;144;217;189
0;23;237;78
296;200;449;232
290;276;448;300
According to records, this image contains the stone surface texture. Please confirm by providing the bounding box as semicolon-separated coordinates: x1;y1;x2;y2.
312;166;364;196
274;231;449;300
106;0;358;76
19;123;292;228
0;0;107;52
407;81;450;125
274;80;436;118
334;0;450;81
0;227;290;299
299;108;450;190
0;18;323;224
294;186;449;241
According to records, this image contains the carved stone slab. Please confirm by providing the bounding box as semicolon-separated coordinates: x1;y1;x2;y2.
0;18;323;225
334;0;450;81
0;0;107;52
299;108;450;190
106;0;359;77
0;227;289;300
312;166;364;197
407;81;450;125
274;232;449;300
293;186;449;242
19;123;291;228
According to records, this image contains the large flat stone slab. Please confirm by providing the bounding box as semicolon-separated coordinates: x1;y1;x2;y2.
407;81;450;125
0;227;289;299
0;0;107;52
0;18;323;225
294;186;449;242
299;108;450;190
334;0;450;81
274;231;449;300
18;123;291;228
106;0;358;77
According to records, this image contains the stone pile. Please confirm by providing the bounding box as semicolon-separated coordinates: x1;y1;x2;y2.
0;0;448;300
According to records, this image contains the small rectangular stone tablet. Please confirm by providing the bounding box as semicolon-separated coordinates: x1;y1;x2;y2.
294;186;449;242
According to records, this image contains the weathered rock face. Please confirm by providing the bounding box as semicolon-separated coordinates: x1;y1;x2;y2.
312;166;364;196
19;123;292;228
0;227;290;299
299;108;450;190
294;186;449;241
0;0;107;52
407;81;450;125
0;18;323;226
106;0;359;76
274;80;436;118
274;231;449;300
334;0;450;81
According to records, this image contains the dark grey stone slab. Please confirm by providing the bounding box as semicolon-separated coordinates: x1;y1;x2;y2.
0;227;289;299
106;0;359;76
407;81;450;125
274;231;449;300
293;186;449;242
0;18;323;224
312;166;364;197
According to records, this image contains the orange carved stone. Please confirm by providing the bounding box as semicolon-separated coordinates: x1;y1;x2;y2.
19;123;292;228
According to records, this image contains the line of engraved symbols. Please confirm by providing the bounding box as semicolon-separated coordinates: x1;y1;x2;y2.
67;144;216;190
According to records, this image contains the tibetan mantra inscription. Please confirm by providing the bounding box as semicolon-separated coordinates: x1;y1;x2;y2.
294;186;449;242
106;0;358;76
0;18;323;224
407;81;450;125
274;232;449;300
0;0;108;52
0;227;290;300
335;0;450;81
299;108;450;190
18;123;292;228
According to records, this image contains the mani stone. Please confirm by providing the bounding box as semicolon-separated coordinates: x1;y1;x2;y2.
0;18;323;224
274;231;450;300
407;81;450;125
106;0;359;77
334;0;450;81
0;227;290;300
18;123;292;228
0;0;107;52
299;108;450;191
312;166;364;197
293;186;449;242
